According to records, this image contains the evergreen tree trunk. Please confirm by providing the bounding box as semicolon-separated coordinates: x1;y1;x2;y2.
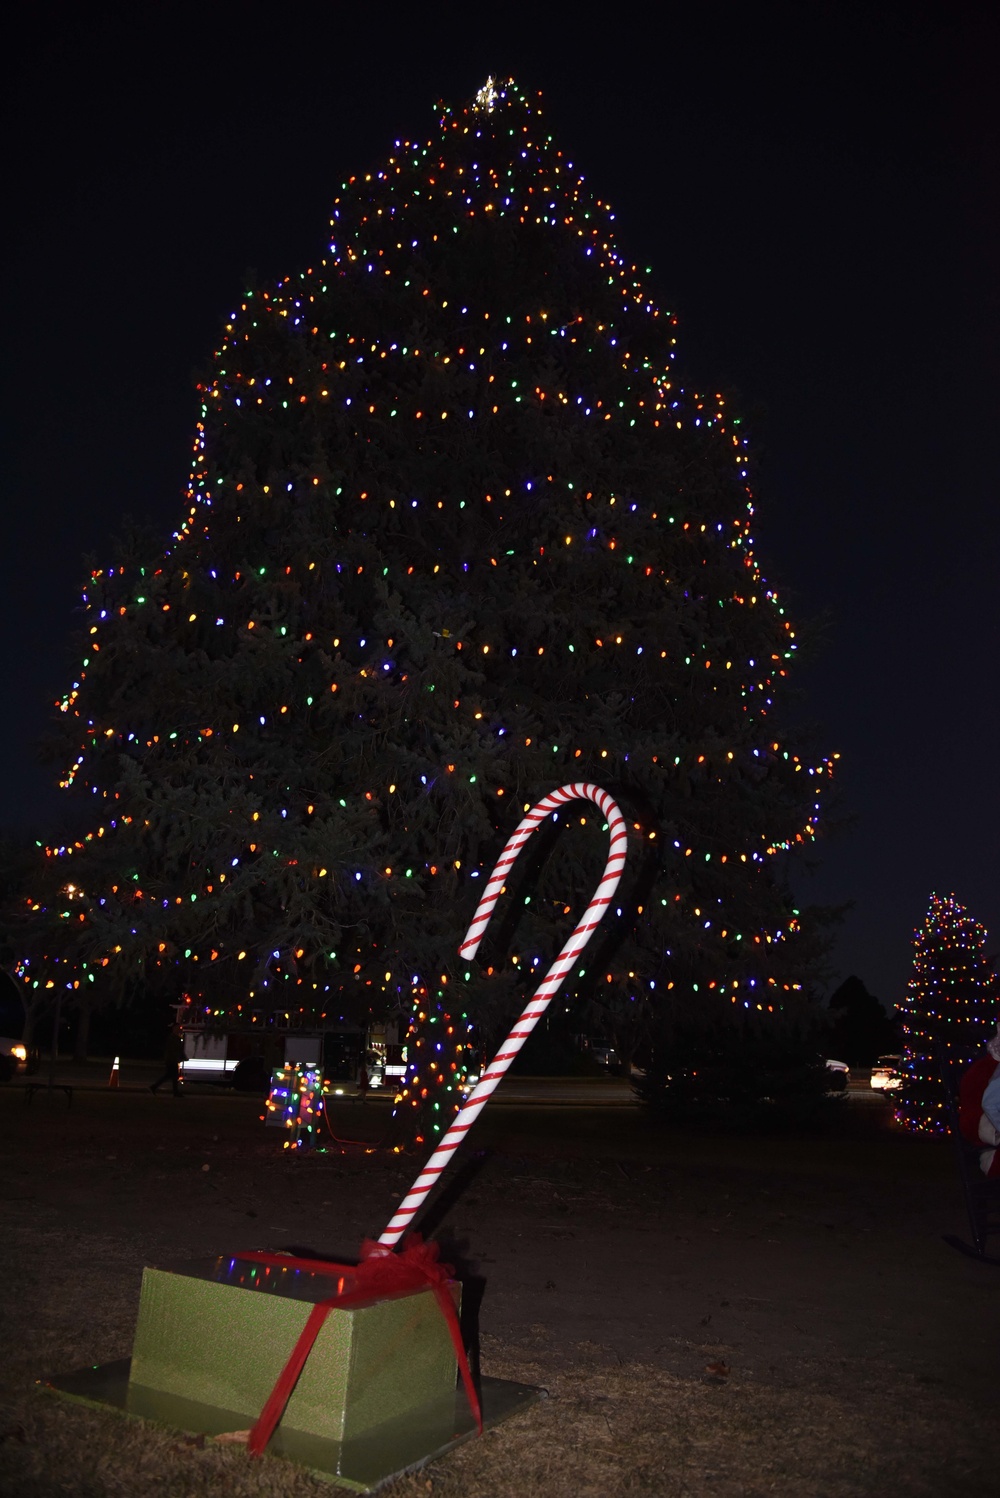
73;1002;92;1062
19;990;44;1050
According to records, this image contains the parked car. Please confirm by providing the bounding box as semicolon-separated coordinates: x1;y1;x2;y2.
0;1035;38;1082
870;1054;903;1091
825;1058;850;1092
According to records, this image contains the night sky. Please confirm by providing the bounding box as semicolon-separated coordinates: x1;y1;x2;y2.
5;2;997;1006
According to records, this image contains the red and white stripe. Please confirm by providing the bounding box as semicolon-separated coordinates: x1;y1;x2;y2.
379;783;627;1246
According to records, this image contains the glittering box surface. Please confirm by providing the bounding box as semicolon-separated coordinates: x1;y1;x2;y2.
128;1256;458;1442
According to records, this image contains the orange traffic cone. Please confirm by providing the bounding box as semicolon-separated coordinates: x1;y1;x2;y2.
108;1055;120;1088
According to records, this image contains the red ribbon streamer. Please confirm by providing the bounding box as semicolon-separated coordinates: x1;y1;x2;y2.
240;1235;481;1456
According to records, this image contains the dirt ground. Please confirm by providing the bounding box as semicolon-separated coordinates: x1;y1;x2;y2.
0;1074;996;1497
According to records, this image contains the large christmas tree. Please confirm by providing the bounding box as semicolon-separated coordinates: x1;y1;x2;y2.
896;892;998;1133
24;79;833;1143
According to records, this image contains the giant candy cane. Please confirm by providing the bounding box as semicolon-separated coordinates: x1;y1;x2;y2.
379;782;627;1247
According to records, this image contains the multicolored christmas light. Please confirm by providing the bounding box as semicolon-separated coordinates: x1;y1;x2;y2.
265;1063;325;1151
895;892;999;1133
393;978;477;1146
19;78;834;1137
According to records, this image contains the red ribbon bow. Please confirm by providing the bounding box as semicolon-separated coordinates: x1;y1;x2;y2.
239;1235;481;1456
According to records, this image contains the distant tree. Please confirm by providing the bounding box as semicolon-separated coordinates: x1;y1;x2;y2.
896;893;999;1133
827;975;897;1067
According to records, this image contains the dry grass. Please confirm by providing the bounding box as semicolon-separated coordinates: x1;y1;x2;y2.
0;1217;991;1497
1;1329;992;1497
405;1337;993;1498
0;1086;994;1495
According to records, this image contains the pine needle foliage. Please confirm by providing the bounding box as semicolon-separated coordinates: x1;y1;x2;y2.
26;79;833;1141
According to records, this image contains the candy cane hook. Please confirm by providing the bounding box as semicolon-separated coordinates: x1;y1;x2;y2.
379;782;627;1246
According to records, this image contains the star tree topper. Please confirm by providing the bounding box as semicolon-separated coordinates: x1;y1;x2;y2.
474;76;498;112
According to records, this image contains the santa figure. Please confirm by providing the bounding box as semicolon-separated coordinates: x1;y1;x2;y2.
959;1025;1000;1177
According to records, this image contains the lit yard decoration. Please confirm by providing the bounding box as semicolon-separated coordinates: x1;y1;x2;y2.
27;75;832;1099
381;781;626;1245
896;892;999;1133
46;1244;527;1489
45;782;623;1488
266;1062;324;1151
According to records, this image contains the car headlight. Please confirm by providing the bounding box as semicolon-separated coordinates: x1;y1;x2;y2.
11;1044;27;1061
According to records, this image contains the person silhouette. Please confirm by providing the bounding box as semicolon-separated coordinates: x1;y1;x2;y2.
150;1024;185;1097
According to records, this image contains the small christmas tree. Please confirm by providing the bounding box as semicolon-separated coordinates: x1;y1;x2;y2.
896;892;998;1133
25;77;835;1146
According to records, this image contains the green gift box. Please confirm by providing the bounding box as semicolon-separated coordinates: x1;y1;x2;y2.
127;1254;459;1441
46;1249;541;1489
